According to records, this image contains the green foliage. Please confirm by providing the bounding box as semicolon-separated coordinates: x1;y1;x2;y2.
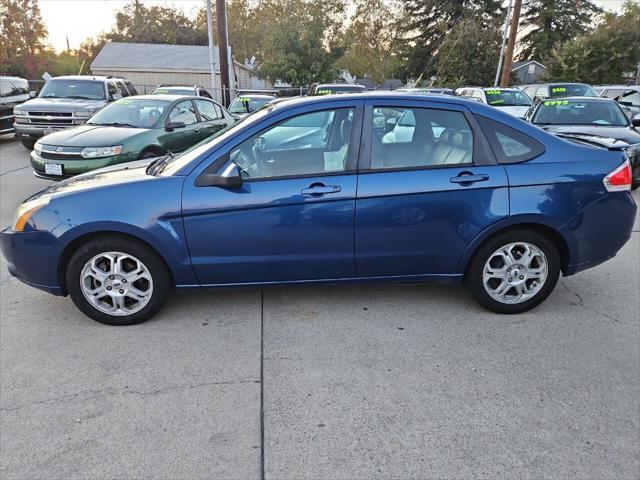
519;0;602;62
0;0;47;77
399;0;503;79
431;18;501;87
336;0;404;83
545;2;640;84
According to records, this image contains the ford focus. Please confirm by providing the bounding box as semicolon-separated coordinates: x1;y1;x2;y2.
1;93;636;325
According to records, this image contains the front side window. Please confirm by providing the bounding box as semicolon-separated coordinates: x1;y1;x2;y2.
39;79;106;100
195;99;221;121
371;106;473;169
168;100;197;125
230;107;355;179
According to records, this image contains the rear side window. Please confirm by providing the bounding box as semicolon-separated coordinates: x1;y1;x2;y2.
195;99;221;121
476;115;544;164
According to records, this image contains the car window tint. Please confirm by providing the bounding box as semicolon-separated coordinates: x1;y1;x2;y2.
476;115;544;164
169;100;197;125
371;107;473;169
196;99;221;121
229;107;354;179
107;82;118;100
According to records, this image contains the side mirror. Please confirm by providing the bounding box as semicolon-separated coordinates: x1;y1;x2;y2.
29;91;37;98
165;121;186;132
195;162;243;188
631;114;640;128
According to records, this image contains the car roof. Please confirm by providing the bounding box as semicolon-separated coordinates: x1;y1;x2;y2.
263;91;485;110
315;83;367;88
120;94;207;102
0;76;28;81
49;75;123;81
155;85;201;89
596;84;639;90
540;96;615;102
234;94;276;99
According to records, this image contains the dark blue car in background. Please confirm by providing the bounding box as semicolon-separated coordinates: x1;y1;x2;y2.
1;93;636;325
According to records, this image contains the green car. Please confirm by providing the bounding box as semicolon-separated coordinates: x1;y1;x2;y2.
30;95;235;179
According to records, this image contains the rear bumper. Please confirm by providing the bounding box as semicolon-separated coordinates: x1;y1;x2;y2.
0;228;67;295
561;191;637;275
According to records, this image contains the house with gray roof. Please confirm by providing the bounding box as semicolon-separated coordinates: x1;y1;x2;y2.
90;42;272;103
511;60;547;84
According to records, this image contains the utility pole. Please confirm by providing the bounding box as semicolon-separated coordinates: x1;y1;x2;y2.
216;0;231;107
495;0;513;87
206;0;217;101
500;0;522;87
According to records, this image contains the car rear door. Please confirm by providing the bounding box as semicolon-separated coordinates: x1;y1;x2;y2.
181;100;363;285
194;99;229;141
354;98;510;278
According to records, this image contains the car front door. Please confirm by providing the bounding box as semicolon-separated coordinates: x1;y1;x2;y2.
355;99;510;278
181;101;363;285
194;99;229;141
163;100;201;152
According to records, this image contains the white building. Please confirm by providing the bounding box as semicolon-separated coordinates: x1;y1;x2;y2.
90;42;272;103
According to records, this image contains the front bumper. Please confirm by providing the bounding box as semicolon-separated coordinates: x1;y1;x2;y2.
0;228;67;295
30;150;122;178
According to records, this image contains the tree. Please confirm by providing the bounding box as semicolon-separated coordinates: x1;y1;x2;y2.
0;0;48;77
257;0;347;85
399;0;503;80
545;2;640;84
431;18;501;87
337;0;404;83
519;0;602;62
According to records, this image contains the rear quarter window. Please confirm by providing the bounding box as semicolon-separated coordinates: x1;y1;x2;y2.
476;115;545;164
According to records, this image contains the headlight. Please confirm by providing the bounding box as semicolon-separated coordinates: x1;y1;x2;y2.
74;111;93;118
12;197;50;232
14;110;27;117
34;141;42;155
80;146;122;158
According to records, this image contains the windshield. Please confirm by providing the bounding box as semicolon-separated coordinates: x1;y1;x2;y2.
87;98;170;128
152;87;194;96
39;79;106;100
312;85;366;95
532;99;629;127
484;89;532;106
549;84;598;98
229;96;274;114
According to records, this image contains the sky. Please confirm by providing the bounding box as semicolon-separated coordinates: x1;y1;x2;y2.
39;0;630;52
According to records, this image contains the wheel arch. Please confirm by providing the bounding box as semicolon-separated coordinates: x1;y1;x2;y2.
459;221;571;276
138;144;166;159
57;230;176;295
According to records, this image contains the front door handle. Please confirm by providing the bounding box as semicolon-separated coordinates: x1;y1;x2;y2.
301;183;341;197
450;173;489;185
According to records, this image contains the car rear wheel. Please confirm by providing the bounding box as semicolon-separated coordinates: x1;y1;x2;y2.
66;236;172;325
465;229;560;314
21;138;36;150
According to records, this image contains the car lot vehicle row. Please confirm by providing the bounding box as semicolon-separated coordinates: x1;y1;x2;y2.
0;76;31;134
30;94;234;178
1;93;636;325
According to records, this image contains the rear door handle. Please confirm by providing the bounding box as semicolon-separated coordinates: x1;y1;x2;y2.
301;184;341;196
450;173;489;184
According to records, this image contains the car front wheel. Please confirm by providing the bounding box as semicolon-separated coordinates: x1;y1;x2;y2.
66;236;172;325
21;138;36;150
465;229;560;314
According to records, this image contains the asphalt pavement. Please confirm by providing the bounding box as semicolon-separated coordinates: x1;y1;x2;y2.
1;135;638;479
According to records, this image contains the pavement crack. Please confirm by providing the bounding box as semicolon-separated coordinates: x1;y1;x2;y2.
559;281;634;325
1;379;260;412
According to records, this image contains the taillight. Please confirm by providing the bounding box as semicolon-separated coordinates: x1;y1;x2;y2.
603;160;632;192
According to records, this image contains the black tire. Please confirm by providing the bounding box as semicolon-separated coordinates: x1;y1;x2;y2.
21;138;36;150
464;229;560;314
139;149;162;160
65;235;172;325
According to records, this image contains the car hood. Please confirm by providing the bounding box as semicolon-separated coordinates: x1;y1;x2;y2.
14;97;106;113
38;125;149;146
540;125;640;148
28;160;157;202
494;105;530;118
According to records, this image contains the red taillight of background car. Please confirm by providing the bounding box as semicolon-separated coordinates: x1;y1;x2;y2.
603;160;632;192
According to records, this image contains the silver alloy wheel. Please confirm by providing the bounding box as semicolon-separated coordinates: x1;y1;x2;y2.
80;251;153;316
482;242;548;305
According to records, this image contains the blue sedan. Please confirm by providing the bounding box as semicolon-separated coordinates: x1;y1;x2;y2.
1;93;637;325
